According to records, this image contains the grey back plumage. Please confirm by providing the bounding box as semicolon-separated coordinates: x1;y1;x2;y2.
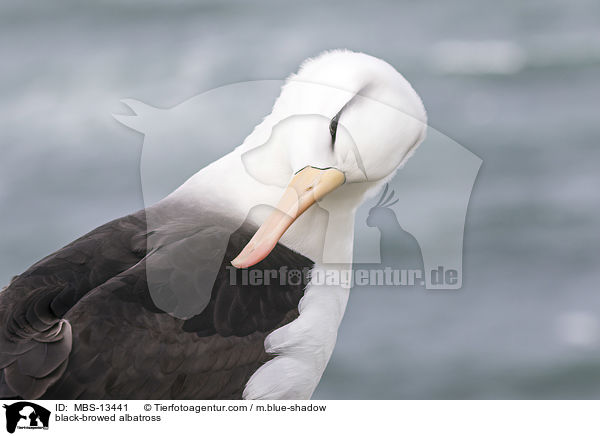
0;208;312;399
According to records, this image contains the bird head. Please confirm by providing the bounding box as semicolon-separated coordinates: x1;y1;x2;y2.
232;50;427;268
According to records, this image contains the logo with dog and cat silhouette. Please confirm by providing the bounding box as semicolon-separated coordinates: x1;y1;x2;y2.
3;402;50;433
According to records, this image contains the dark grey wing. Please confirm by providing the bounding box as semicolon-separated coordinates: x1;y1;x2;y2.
0;211;147;399
41;223;313;400
1;206;313;400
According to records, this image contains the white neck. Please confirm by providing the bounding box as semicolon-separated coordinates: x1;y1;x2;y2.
161;133;382;400
165;146;378;264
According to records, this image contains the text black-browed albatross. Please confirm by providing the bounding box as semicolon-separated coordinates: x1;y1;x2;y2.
0;50;426;400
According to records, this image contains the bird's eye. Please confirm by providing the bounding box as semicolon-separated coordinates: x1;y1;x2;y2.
329;111;340;146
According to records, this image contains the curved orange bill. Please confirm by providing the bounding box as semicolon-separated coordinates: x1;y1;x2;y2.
231;166;345;268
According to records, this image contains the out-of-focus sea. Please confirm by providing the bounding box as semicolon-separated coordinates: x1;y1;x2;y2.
1;0;599;398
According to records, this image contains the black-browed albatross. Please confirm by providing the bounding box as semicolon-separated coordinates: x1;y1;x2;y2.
0;50;427;400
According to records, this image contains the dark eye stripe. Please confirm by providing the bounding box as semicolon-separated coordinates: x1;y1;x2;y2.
329;85;367;150
329;111;340;147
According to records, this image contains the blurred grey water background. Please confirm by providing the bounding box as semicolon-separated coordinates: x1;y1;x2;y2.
1;0;599;398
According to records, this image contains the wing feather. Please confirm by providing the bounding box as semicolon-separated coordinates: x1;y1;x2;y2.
1;208;313;400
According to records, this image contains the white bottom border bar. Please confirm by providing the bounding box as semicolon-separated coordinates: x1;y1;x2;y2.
1;400;598;436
